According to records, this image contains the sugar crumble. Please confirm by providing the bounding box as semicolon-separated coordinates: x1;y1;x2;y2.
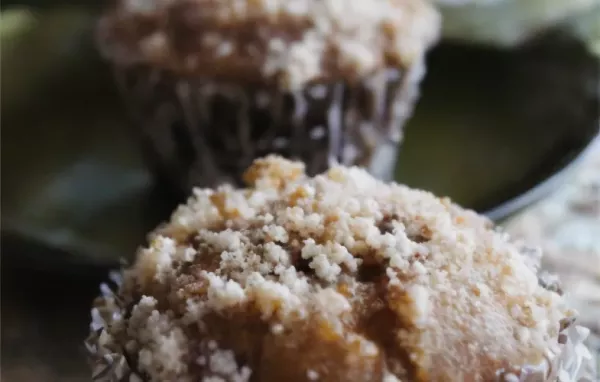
89;156;593;381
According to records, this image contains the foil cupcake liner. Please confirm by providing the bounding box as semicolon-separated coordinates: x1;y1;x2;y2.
86;264;598;382
85;271;135;381
113;62;425;196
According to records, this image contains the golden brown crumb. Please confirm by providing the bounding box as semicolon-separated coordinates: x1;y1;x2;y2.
96;156;587;381
97;0;440;89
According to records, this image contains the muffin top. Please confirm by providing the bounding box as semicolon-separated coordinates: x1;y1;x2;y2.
88;156;593;382
96;0;440;89
89;156;594;381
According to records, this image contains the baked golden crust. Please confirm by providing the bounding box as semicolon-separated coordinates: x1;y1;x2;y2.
96;0;440;89
88;156;593;381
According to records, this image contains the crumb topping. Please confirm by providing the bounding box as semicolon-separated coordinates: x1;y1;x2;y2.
97;0;440;89
102;156;577;381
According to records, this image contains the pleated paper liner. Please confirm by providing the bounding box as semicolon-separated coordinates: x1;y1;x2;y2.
114;60;426;199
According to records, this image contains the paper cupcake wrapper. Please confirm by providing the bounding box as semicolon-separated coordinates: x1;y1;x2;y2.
85;267;598;382
113;62;425;196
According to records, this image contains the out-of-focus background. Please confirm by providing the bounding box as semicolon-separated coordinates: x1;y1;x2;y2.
1;2;599;380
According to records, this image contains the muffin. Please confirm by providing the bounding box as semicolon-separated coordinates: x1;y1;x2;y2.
96;0;440;197
86;156;595;381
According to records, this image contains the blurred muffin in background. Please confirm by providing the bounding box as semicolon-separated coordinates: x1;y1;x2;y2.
430;0;600;50
96;0;440;198
87;156;596;382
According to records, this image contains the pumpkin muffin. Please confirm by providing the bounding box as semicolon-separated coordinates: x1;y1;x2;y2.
96;0;440;196
86;156;595;381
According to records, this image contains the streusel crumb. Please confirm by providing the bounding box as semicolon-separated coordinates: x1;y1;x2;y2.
97;0;440;88
93;156;589;381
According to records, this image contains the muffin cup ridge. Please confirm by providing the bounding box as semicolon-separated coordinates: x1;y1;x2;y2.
113;61;425;196
86;263;598;381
